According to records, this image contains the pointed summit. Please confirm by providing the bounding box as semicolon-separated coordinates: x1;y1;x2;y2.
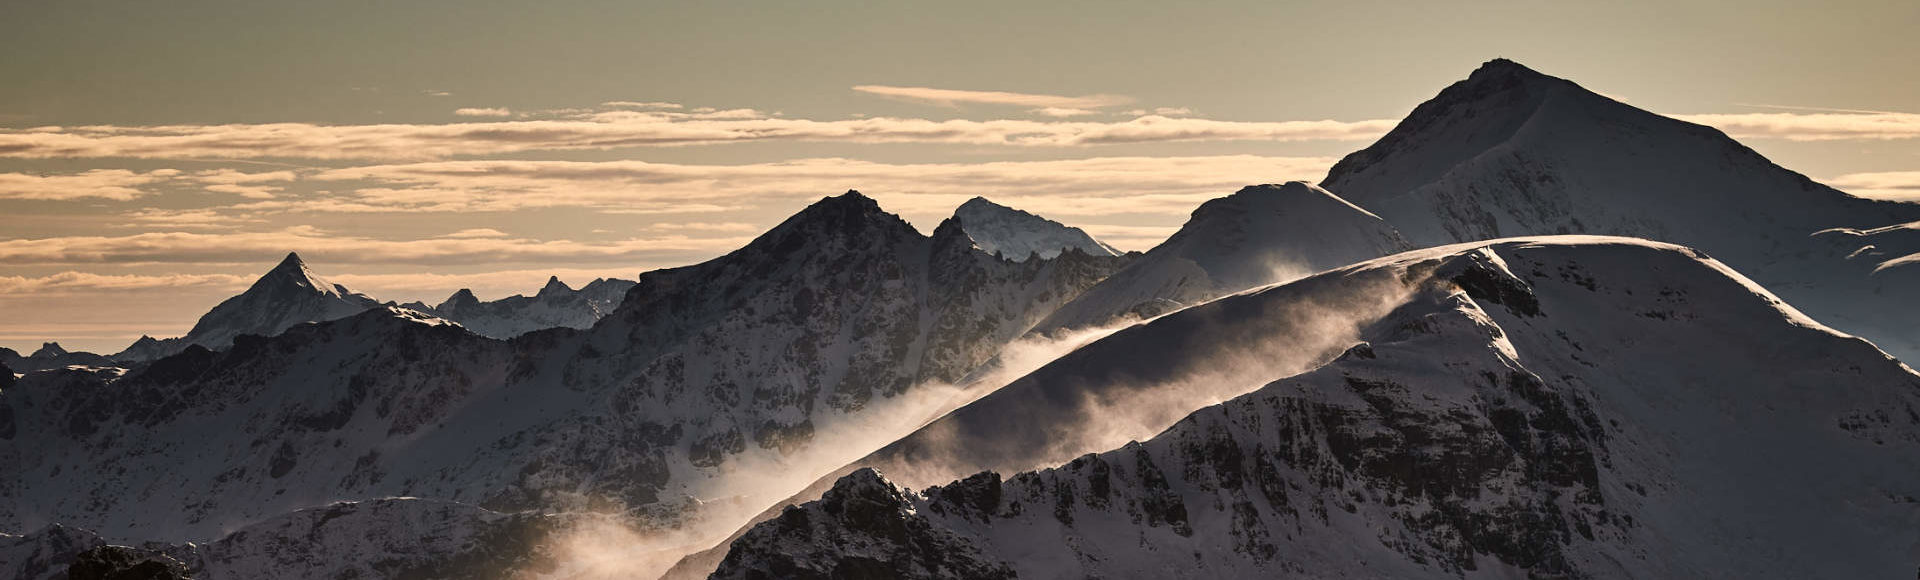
536;276;573;298
272;251;305;272
1318;58;1920;361
950;196;1119;261
741;190;920;258
175;252;384;351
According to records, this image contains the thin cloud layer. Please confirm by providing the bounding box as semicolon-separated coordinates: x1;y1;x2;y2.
851;85;1132;109
0;226;754;266
295;155;1339;216
1827;171;1920;201
0;115;1396;160
1677;112;1920;141
0;168;294;201
0;169;178;201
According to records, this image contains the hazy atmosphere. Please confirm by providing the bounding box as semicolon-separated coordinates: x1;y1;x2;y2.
5;0;1918;352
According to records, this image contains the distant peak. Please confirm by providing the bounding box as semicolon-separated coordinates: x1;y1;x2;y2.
32;342;68;358
270;251;307;273
436;288;481;311
958;196;1004;211
537;275;572;297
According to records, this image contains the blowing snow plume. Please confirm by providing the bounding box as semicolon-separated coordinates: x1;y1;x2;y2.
659;253;1433;579
539;320;1133;580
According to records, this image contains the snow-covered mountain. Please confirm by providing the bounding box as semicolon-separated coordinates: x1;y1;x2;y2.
111;254;640;361
0;343;118;374
951;196;1122;261
713;237;1920;579
0;191;1128;578
111;252;385;362
1035;181;1411;332
1321;58;1920;361
415;275;637;339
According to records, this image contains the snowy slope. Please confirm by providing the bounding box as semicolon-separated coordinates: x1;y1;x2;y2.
420;275;638;339
715;237;1920;579
1320;58;1920;361
951;196;1121;261
1035;181;1410;332
0;191;1127;579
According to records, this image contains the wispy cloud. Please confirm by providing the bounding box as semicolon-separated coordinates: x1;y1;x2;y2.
122;208;264;229
0;169;178;201
1032;107;1101;118
0;271;253;294
0;226;754;266
288;155;1338;219
600;101;683;110
453;107;514;117
0;115;1397;160
0;168;294;201
1826;171;1920;201
851;85;1132;110
1675;112;1920;141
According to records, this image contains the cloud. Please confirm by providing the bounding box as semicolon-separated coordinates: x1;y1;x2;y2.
0;169;177;201
648;222;762;233
1076;224;1181;249
0;168;296;202
1123;107;1195;117
0;226;754;266
0;271;253;294
1826;171;1920;201
292;155;1338;223
453;107;514;117
1675;112;1920;141
600;101;683;110
851;85;1132;110
122;208;263;229
440;228;511;239
0;115;1397;160
1031;107;1100;118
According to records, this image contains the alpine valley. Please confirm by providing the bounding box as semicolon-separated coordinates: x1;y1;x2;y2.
4;59;1917;580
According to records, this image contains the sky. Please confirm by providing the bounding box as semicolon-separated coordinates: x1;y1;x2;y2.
3;0;1918;353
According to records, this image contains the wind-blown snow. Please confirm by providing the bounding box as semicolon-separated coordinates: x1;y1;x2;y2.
714;237;1920;579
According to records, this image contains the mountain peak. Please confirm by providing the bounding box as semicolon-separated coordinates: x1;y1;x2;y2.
436;288;481;312
250;251;339;297
31;342;68;358
537;276;572;298
741;190;919;256
950;196;1118;261
1467;57;1543;81
957;196;1002;211
1193;181;1383;224
272;251;306;272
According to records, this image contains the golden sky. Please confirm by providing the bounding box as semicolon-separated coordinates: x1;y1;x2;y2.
3;0;1917;353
